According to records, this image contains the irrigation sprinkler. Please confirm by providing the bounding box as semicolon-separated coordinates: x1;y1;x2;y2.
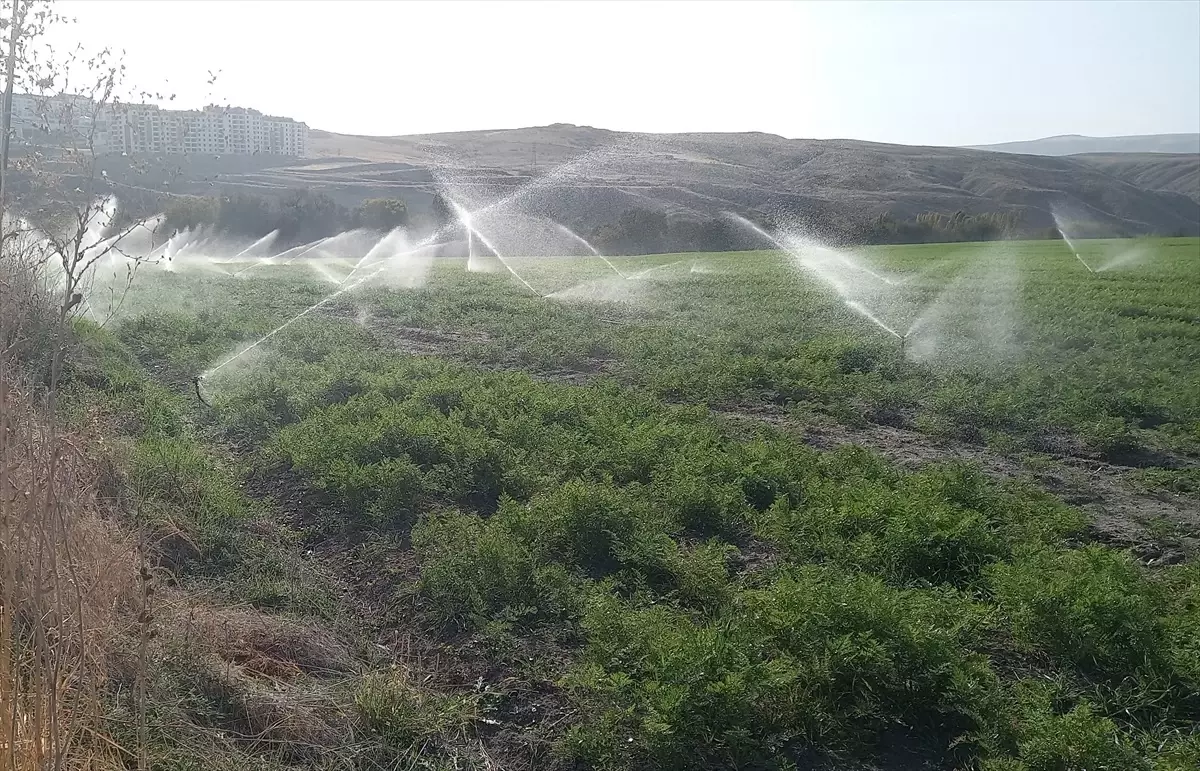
192;375;210;407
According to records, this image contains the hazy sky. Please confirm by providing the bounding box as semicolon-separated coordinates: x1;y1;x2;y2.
41;0;1200;146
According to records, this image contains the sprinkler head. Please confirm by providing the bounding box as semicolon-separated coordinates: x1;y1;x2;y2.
192;374;210;407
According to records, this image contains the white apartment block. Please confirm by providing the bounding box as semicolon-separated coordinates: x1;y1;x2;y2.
7;94;309;157
9;92;102;143
103;104;309;157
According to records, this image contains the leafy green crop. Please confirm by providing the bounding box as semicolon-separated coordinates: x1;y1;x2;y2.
100;237;1200;769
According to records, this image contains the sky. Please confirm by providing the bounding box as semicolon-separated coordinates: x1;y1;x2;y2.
38;0;1200;146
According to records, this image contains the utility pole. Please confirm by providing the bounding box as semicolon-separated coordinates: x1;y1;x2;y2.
532;142;537;174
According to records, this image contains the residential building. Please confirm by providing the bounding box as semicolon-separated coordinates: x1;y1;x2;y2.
9;92;109;149
103;103;309;157
6;94;309;157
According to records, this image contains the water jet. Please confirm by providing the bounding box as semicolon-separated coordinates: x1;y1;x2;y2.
1051;208;1095;274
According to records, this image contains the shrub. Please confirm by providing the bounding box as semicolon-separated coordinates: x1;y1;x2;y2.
734;437;815;513
761;462;1013;588
1080;415;1141;460
663;540;737;612
564;568;998;770
743;567;995;739
986;546;1169;678
879;502;1006;585
356;667;472;753
651;460;752;537
412;510;580;631
563;593;801;770
505;480;666;573
986;684;1148;771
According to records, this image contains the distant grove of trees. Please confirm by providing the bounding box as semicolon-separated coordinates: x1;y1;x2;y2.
587;209;748;256
855;210;1026;244
162;191;409;245
585;207;1062;255
159;189;1081;256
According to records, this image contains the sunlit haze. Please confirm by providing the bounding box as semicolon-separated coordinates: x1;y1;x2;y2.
40;0;1200;145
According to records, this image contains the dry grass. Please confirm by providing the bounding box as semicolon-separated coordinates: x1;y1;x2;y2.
133;599;365;763
1;252;374;770
0;252;472;769
0;374;141;770
1;245;141;770
0;232;59;379
176;605;355;678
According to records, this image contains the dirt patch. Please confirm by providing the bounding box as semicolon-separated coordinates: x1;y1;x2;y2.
366;320;491;358
244;468;404;621
360;315;619;385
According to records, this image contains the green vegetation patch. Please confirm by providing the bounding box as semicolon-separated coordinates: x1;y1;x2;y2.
91;237;1200;769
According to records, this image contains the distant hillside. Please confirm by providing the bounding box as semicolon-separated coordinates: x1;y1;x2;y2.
1072;153;1200;203
968;133;1200;156
114;125;1199;240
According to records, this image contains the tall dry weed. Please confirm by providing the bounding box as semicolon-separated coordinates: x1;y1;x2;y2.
1;257;139;770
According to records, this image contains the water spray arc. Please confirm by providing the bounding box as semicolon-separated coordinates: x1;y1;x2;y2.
447;197;540;295
628;259;689;280
430;140;638;230
277;237;331;264
1051;209;1095;275
340;227;455;287
228;232;289;277
551;220;626;279
899;245;1022;368
203;263;390;380
725;212;905;347
232;229;280;260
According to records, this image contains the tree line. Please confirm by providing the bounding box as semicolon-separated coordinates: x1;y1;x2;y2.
163;191;411;246
161;189;1075;258
583;207;1062;255
854;210;1026;244
587;209;753;255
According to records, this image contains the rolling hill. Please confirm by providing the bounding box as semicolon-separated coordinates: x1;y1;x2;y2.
135;124;1200;239
967;133;1200;156
1072;152;1200;203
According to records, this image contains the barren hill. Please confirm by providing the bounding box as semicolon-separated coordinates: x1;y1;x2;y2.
152;124;1200;237
1072;153;1200;203
967;133;1200;156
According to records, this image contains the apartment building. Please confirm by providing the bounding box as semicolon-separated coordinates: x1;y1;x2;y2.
104;104;309;157
7;94;309;157
9;92;102;144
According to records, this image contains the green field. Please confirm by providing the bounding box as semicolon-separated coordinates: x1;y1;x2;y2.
73;237;1200;769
